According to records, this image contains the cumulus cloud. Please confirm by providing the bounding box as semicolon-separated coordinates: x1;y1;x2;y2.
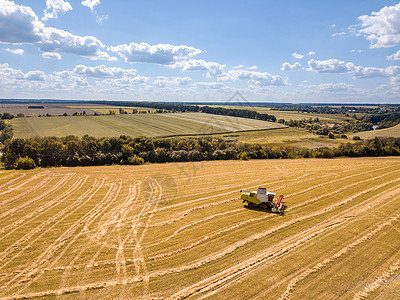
0;0;113;60
5;48;24;55
247;65;257;70
0;0;43;43
387;50;400;60
358;2;400;48
38;27;115;60
312;83;352;92
307;58;400;79
42;0;72;21
307;59;355;73
0;62;46;81
24;70;46;81
73;65;137;78
292;52;304;59
193;82;225;89
110;42;202;65
153;76;192;87
81;0;100;11
42;52;61;59
232;64;243;69
173;59;226;76
308;51;316;55
219;69;287;86
281;62;301;71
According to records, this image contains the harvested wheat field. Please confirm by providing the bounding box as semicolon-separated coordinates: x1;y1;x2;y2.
1;158;400;299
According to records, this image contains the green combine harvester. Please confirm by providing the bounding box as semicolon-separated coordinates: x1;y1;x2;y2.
240;187;286;215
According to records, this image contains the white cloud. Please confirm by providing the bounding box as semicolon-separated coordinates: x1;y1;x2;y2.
0;0;112;60
232;64;243;69
331;32;345;37
307;59;356;73
73;65;137;78
219;69;287;86
0;62;24;79
0;62;46;82
351;49;363;53
153;76;192;87
38;27;113;60
81;0;100;11
307;58;400;79
281;62;301;71
387;50;400;60
174;77;192;85
5;48;24;55
24;70;46;81
96;14;108;23
42;0;72;21
292;52;304;59
312;83;352;92
247;65;257;70
0;0;43;43
308;51;316;56
173;59;226;76
193;82;226;89
42;52;61;59
358;2;400;48
110;42;202;65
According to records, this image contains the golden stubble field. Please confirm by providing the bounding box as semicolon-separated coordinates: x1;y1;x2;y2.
0;158;400;299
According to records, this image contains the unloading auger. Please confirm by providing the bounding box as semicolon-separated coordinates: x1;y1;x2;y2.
240;187;286;215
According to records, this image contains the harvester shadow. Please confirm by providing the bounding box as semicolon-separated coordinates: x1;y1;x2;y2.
243;205;286;215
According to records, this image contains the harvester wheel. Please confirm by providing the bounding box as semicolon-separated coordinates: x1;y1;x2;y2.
262;203;268;210
248;203;253;209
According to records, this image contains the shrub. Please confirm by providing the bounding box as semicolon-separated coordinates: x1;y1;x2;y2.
16;156;36;170
239;152;250;160
127;155;144;165
328;132;335;139
353;136;361;140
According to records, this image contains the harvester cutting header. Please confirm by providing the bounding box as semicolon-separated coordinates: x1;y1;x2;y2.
240;188;286;215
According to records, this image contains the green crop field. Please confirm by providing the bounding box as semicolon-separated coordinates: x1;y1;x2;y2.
205;105;352;122
354;124;400;139
214;127;347;148
0;157;400;299
10;112;286;139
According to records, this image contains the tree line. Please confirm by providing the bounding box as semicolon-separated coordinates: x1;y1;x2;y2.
92;101;277;122
2;135;399;169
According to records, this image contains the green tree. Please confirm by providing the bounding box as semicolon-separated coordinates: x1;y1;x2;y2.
16;156;36;170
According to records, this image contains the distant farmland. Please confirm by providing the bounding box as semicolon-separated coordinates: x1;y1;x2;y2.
205;105;352;122
10;112;286;138
0;158;400;299
354;124;400;139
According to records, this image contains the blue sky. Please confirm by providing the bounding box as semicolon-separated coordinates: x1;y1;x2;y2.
1;0;400;103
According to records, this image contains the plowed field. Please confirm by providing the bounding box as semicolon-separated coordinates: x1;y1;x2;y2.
0;158;400;299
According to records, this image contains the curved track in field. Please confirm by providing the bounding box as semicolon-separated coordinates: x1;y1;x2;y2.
0;158;400;299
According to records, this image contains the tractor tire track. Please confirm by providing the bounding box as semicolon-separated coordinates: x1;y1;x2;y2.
0;173;26;190
353;259;400;300
279;208;400;299
4;174;400;299
0;173;53;209
167;184;400;300
5;179;110;294
0;179;104;292
148;171;400;259
50;182;123;293
0;173;73;223
0;175;87;247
